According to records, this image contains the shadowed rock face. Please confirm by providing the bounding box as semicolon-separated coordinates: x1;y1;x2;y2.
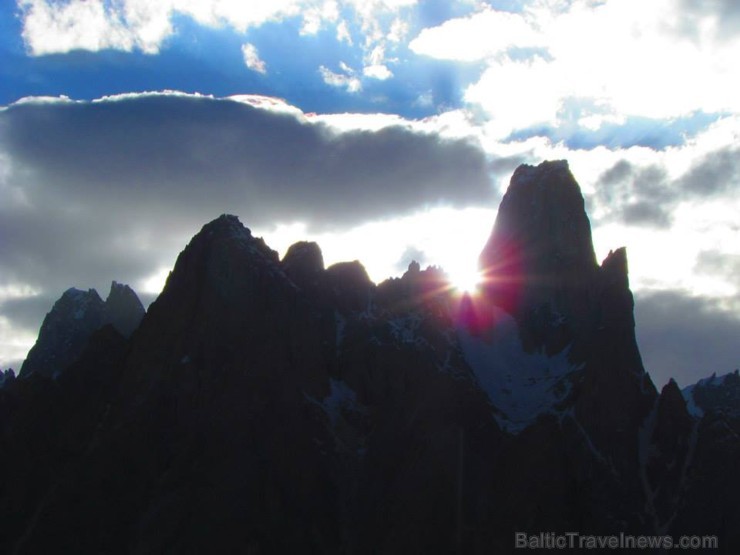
480;160;598;353
1;167;739;554
103;281;145;337
282;240;324;289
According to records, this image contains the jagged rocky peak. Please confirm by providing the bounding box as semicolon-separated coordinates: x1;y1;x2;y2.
136;214;294;361
18;282;146;379
375;261;449;315
19;288;105;378
682;370;740;419
480;160;598;310
157;214;282;304
656;379;693;429
203;213;251;239
198;214;278;262
592;247;637;335
63;287;105;313
479;160;602;353
600;247;629;287
401;260;445;284
644;378;696;524
103;281;145;337
282;241;325;287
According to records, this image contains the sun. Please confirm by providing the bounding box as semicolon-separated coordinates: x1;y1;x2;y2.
448;265;483;294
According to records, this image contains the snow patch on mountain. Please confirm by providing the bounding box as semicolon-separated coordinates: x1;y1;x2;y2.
682;386;705;418
457;306;580;434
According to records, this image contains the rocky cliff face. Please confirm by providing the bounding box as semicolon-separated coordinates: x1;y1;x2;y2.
1;163;738;554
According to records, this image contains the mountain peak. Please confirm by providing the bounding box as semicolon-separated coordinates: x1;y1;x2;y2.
202;213;250;237
480;160;597;288
104;281;145;337
683;369;740;418
509;159;570;185
282;241;324;289
19;288;106;378
479;160;598;352
192;214;279;263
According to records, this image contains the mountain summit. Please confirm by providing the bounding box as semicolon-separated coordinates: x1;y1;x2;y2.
480;160;598;341
1;163;738;554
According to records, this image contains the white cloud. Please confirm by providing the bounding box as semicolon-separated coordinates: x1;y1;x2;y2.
362;44;394;80
464;55;569;137
336;19;352;44
363;64;392;80
387;17;408;42
165;0;305;33
413;91;433;108
18;0;416;63
19;0;308;55
241;43;267;74
307;112;405;132
409;7;542;61
20;0;141;54
300;0;339;35
411;0;740;139
17;0;416;99
319;64;362;92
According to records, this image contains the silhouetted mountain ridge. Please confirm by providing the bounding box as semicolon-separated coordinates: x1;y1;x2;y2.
1;161;738;554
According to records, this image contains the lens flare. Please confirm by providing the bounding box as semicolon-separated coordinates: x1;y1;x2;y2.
448;266;483;294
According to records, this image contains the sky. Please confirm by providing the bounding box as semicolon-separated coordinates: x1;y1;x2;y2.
1;0;739;388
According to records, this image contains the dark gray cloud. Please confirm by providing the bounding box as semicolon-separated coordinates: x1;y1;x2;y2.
620;202;672;228
678;147;740;195
635;290;740;388
599;159;632;185
0;294;58;332
0;93;495;360
0;96;493;230
593;147;740;228
678;0;740;41
695;250;740;289
594;161;674;228
488;153;530;176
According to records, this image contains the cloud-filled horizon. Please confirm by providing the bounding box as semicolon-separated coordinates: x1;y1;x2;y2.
1;0;739;389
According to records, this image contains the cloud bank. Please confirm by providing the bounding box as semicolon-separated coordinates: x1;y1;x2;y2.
0;91;492;362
